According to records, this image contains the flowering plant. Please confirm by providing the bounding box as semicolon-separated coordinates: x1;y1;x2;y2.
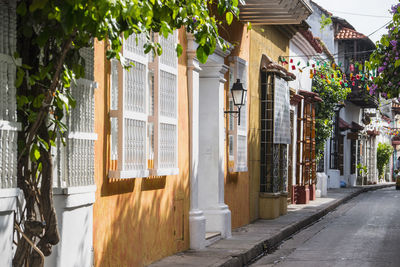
369;3;400;98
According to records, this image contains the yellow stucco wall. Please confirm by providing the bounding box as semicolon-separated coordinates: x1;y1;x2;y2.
93;29;190;267
220;20;251;229
248;25;289;222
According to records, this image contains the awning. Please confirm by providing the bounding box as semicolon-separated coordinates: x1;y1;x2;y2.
339;118;351;131
261;54;296;81
290;93;304;105
239;0;313;25
392;140;400;145
299;90;323;103
367;129;380;136
351;121;364;131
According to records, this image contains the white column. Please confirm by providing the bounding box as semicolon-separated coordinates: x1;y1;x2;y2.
198;49;231;238
187;35;206;249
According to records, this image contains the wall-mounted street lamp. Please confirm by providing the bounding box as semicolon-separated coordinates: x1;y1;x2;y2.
224;79;247;125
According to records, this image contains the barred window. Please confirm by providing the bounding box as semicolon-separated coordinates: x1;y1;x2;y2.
109;32;179;179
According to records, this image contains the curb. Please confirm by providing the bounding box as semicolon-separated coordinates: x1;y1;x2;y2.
219;184;394;267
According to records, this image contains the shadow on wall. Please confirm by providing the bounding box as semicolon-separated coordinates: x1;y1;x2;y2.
95;170;189;266
94;31;190;266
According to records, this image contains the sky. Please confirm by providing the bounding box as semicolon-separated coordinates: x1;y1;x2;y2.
313;0;396;43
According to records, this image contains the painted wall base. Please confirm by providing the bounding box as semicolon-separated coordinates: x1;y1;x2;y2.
348;174;357;187
309;184;316;201
316;172;328;197
45;186;95;267
327;169;341;188
259;193;280;219
203;204;231;238
279;192;288;215
296;185;309;204
0;189;19;267
189;209;207;249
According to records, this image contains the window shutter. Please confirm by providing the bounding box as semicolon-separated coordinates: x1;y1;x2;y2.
109;34;149;178
0;1;20;189
229;56;248;172
151;32;179;176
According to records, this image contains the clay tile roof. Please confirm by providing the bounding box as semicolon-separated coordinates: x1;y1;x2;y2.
335;27;367;40
299;29;323;53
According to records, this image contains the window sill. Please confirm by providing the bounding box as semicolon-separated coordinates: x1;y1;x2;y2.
108;168;179;179
150;168;179;176
0;188;20;198
229;166;248;173
0;188;20;212
109;169;150;179
53;185;96;195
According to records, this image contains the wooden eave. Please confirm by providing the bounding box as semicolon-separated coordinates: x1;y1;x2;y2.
239;0;313;25
290;93;304;105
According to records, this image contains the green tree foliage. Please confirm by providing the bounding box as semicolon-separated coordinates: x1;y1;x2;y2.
319;14;332;32
312;65;351;161
369;3;400;97
377;142;394;178
14;0;239;266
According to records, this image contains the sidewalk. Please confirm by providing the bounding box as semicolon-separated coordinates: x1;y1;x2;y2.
150;183;394;267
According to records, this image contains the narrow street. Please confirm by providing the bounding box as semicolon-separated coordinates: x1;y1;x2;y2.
252;187;400;267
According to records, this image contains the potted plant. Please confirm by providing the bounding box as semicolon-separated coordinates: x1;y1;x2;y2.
356;163;368;185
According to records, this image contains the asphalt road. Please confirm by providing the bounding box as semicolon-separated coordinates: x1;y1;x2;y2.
251;187;400;267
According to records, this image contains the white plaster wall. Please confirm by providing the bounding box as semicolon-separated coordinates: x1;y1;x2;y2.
306;2;335;54
340;104;362;187
288;35;314;93
45;187;95;267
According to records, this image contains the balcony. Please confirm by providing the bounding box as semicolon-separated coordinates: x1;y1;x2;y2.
346;86;378;109
239;0;313;25
392;101;400;115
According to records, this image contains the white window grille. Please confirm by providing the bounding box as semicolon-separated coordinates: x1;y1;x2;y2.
54;48;98;188
109;32;179;179
0;0;20;189
228;56;248;172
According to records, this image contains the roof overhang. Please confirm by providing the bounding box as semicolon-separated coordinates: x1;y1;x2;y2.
239;0;313;25
261;54;296;81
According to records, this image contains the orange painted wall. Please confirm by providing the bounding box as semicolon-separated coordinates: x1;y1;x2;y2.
93;30;190;267
220;20;251;229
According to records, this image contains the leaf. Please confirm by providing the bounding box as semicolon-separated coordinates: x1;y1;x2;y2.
30;144;40;162
247;22;252;31
37;136;49;150
16;2;27;16
226;12;233;25
395;59;400;68
17;95;29;108
29;0;49;13
33;94;45;108
196;46;208;64
176;43;183;57
15;68;25;88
